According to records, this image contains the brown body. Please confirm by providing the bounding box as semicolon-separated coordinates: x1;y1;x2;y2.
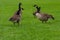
9;3;23;25
33;5;54;23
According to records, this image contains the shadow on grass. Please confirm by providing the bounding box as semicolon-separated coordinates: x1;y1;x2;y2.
46;22;53;24
39;21;54;25
43;19;60;25
0;24;22;27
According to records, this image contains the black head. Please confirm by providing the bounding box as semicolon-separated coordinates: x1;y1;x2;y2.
18;3;24;11
34;4;39;9
34;4;38;7
36;6;41;13
33;5;41;13
37;7;41;12
19;3;22;6
19;3;22;10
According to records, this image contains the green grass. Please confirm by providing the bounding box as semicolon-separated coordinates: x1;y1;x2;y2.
0;0;60;40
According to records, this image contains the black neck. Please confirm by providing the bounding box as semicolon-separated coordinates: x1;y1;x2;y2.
16;10;20;15
16;3;22;15
36;7;40;13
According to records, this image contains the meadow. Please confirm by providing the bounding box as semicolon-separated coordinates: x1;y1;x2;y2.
0;0;60;40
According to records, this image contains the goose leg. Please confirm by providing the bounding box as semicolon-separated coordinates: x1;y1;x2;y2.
13;22;16;26
42;21;44;23
45;21;47;23
17;20;20;26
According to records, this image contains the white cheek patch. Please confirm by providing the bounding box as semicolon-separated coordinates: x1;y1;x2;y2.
36;13;39;16
36;13;42;19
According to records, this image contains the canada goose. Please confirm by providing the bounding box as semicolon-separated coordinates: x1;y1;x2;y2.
33;5;54;23
9;3;24;25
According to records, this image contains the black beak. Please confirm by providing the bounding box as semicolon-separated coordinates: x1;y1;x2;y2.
22;8;24;10
33;13;36;18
